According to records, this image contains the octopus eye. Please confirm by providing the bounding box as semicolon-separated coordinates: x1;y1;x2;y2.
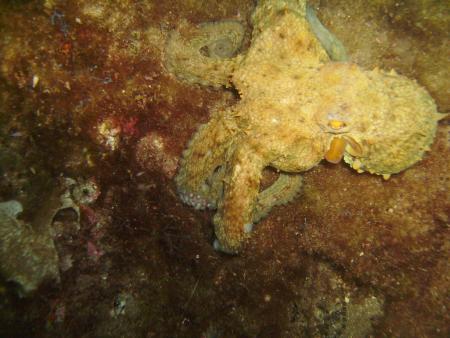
328;119;346;130
325;137;347;163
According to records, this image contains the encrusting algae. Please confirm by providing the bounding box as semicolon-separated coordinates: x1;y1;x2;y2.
166;0;444;253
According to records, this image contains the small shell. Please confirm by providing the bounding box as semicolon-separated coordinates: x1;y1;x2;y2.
32;75;40;88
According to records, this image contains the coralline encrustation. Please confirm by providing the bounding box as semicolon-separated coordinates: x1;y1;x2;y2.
166;0;443;253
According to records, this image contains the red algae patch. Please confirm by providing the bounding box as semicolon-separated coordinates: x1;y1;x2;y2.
135;132;179;179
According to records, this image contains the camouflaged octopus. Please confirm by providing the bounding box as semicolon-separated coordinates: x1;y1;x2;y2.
165;0;443;253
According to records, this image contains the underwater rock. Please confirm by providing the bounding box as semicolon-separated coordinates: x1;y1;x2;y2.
0;0;447;336
0;178;93;294
135;132;179;179
286;262;384;337
95;117;122;152
0;200;60;294
170;0;443;253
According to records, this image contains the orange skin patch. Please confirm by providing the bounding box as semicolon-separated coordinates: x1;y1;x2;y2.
325;137;347;164
328;119;346;130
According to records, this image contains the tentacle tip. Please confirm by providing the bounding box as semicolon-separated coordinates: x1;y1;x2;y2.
213;239;238;255
243;223;254;233
213;239;221;251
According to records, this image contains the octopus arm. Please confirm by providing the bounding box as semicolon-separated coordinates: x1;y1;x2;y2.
213;143;265;253
175;111;238;210
254;173;303;223
164;20;245;87
251;0;307;33
305;4;348;61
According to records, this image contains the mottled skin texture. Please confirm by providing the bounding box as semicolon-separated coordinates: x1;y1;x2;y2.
172;0;441;253
165;19;245;87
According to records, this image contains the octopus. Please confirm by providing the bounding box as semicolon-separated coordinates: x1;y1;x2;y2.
165;0;444;253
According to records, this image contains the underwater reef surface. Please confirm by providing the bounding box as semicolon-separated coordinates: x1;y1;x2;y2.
0;0;448;337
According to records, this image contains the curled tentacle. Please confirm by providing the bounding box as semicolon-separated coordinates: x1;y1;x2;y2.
175;110;239;210
164;20;245;87
305;4;348;61
254;173;303;223
214;170;303;253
